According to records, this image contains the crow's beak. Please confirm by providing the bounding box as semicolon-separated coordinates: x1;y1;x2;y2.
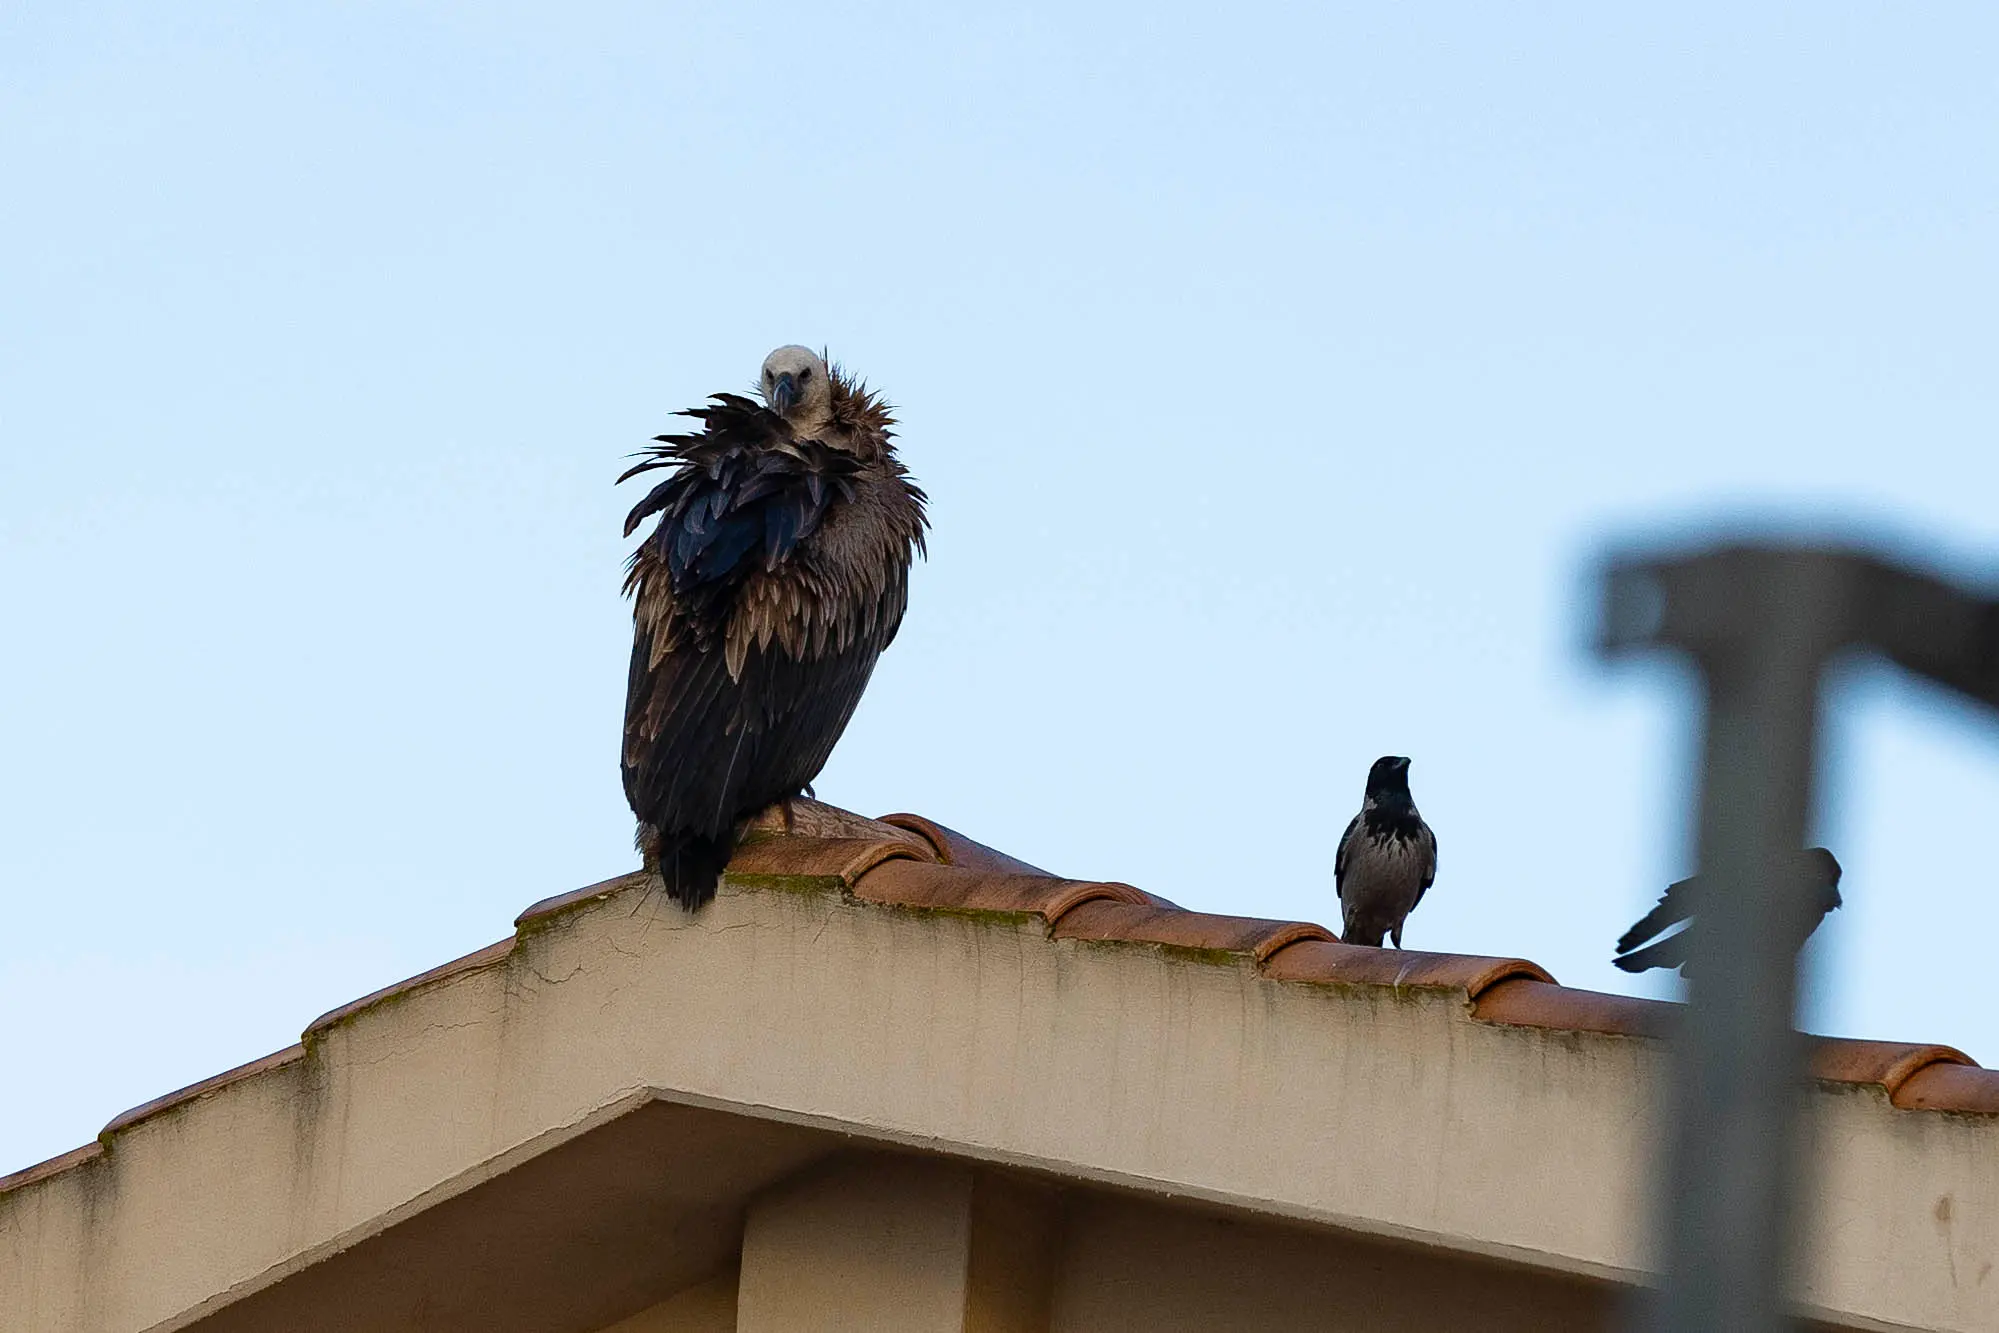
770;372;798;417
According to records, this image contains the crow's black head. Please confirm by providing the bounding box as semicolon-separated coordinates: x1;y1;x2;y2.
1364;755;1413;801
1806;846;1843;912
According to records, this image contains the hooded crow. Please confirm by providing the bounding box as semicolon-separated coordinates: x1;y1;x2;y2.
1335;756;1438;949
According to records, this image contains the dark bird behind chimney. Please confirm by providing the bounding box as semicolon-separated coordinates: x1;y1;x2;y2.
1613;847;1843;975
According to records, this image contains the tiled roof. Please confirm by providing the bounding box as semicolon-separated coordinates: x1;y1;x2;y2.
4;802;1994;1198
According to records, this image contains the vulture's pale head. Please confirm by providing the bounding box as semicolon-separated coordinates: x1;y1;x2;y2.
760;345;832;427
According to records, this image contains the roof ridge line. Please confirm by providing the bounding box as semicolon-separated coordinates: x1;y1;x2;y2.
10;811;1999;1206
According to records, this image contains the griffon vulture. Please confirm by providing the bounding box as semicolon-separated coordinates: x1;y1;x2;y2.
619;345;928;907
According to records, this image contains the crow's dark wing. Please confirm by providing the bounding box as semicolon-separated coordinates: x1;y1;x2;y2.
1334;812;1361;902
1411;823;1438;910
1616;874;1697;957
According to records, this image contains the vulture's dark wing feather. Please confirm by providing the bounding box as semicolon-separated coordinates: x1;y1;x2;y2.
622;477;679;538
622;628;734;832
734;634;887;793
621;620;890;842
634;442;858;631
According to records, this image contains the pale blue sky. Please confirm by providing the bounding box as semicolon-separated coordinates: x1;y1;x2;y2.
5;4;1999;1173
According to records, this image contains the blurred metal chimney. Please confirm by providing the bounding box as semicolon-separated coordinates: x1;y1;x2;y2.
1597;541;1999;1332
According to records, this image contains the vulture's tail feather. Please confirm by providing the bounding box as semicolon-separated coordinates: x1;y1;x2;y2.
656;829;734;910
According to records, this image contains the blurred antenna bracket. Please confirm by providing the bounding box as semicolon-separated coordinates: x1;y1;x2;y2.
1596;541;1999;1332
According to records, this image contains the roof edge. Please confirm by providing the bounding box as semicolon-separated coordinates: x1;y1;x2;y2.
1262;939;1554;999
1894;1062;1999;1114
877;813;1184;908
1053;899;1335;963
1473;978;1676;1038
0;1141;102;1197
515;871;652;929
14;804;1999;1208
304;938;517;1037
728;833;932;886
100;1043;308;1138
851;856;1147;922
1473;981;1997;1111
877;813;1051;876
1811;1039;1974;1097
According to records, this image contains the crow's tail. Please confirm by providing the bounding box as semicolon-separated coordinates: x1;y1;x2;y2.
1615;877;1694;956
1340;918;1387;949
1612;932;1688;974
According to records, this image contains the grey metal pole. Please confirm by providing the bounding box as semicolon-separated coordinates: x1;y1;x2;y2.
1604;550;1841;1332
1599;541;1999;1332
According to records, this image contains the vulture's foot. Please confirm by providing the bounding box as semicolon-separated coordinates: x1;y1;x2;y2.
780;784;817;831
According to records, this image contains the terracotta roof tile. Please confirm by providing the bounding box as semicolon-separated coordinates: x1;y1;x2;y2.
0;1141;101;1196
304;938;517;1037
1809;1039;1972;1097
728;833;933;886
515;871;653;929
878;812;1051;876
1053;900;1333;964
744;801;938;849
1473;978;1678;1039
852;858;1144;922
1893;1062;1999;1114
1260;939;1554;1000
879;813;1182;908
100;1043;307;1137
1474;989;1999;1115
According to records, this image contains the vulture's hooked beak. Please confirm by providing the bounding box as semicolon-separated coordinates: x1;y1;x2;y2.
770;372;798;417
